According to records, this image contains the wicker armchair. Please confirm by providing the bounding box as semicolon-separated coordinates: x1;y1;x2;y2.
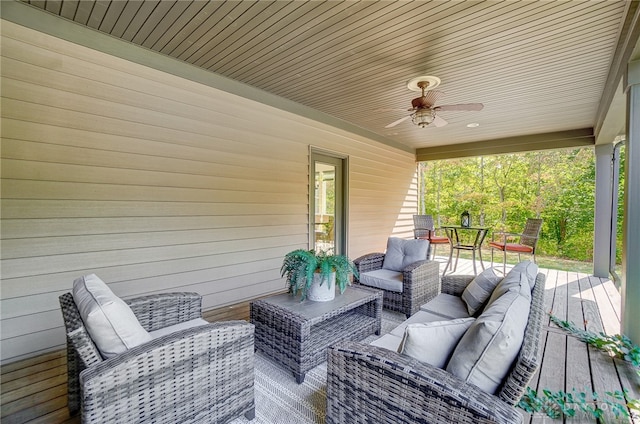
59;291;255;424
326;272;546;424
353;250;440;318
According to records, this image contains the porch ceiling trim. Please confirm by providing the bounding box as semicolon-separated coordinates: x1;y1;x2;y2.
416;128;595;161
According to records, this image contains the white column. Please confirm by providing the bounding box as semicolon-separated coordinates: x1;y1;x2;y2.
593;144;614;278
622;60;640;344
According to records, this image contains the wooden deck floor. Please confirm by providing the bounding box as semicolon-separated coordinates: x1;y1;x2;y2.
2;259;638;423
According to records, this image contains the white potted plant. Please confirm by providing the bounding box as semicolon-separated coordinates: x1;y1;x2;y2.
281;249;358;301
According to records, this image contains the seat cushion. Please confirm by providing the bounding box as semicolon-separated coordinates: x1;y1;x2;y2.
461;267;502;316
360;268;403;293
72;274;153;358
149;318;210;339
419;293;470;319
390;310;457;336
488;242;534;253
370;333;404;351
398;318;475;368
446;287;531;394
428;235;450;244
382;237;429;272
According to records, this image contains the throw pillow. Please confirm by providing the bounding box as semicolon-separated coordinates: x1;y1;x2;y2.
398;317;475;368
446;288;530;394
486;261;538;307
72;274;152;358
382;237;429;272
461;267;502;316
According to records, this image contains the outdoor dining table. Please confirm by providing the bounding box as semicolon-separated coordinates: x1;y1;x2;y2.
440;225;490;276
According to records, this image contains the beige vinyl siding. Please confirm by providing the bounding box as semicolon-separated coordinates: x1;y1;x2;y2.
0;20;417;363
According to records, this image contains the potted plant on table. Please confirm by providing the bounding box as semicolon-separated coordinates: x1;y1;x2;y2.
281;249;358;302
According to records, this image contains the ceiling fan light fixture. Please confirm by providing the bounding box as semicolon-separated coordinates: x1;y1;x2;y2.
411;108;435;128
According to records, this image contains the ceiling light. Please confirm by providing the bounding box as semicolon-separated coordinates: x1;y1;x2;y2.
466;122;480;128
411;108;436;128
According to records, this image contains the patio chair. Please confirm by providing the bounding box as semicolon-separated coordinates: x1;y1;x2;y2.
59;274;255;424
413;214;450;260
353;237;440;317
489;218;543;274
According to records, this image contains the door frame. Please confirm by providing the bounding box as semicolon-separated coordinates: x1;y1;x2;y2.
309;147;349;256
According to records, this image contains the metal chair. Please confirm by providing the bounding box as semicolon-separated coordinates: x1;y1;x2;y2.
413;214;450;260
489;218;543;274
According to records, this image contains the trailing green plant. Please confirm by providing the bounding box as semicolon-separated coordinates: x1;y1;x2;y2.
281;249;358;301
549;315;640;373
519;386;638;421
518;316;640;421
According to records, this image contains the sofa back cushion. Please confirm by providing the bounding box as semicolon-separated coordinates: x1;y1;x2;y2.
398;318;475;368
446;287;530;394
486;261;538;308
382;237;429;272
461;267;502;316
72;274;152;358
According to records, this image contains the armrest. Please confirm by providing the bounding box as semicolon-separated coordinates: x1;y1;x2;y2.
327;341;523;424
80;321;254;423
441;275;475;296
402;260;440;298
353;252;385;280
126;292;202;331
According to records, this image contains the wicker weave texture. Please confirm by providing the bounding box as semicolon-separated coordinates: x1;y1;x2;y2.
59;291;255;424
354;253;440;317
250;287;382;384
326;272;547;424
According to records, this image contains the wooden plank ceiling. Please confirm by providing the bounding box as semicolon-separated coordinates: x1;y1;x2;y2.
20;0;630;153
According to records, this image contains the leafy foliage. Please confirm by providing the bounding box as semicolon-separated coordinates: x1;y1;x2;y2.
280;249;358;301
549;315;640;372
518;316;640;421
420;148;626;263
519;387;638;421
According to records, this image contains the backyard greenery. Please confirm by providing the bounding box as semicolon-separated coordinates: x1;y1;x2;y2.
419;147;625;263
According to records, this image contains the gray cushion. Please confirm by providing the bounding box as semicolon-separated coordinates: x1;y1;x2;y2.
149;318;209;339
398;318;475;368
390;310;455;336
486;261;538;307
419;294;471;319
370;333;403;351
382;237;429;272
446;287;530;394
461;267;502;316
360;268;403;293
72;274;152;358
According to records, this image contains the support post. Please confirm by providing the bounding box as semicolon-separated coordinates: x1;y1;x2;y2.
593;144;614;278
621;60;640;345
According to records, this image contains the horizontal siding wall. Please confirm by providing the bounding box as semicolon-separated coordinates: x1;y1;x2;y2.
0;20;417;363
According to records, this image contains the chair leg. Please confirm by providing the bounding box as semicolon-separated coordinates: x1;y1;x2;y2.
443;247;454;275
432;244;437;260
491;247;495;268
503;249;507;275
471;249;477;275
453;249;460;272
477;247;485;271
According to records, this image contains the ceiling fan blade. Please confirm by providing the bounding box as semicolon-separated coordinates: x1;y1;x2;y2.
385;115;411;128
423;89;445;106
433;114;448;127
435;103;484;112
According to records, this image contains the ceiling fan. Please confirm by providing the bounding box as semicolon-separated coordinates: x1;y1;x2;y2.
385;76;484;129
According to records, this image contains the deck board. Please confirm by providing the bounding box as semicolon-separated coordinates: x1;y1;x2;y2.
1;259;638;424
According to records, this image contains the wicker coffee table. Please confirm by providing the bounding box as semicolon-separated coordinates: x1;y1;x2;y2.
250;286;382;383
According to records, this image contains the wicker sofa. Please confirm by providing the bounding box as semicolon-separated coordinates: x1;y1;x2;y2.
354;237;440;318
326;264;546;424
59;275;255;424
